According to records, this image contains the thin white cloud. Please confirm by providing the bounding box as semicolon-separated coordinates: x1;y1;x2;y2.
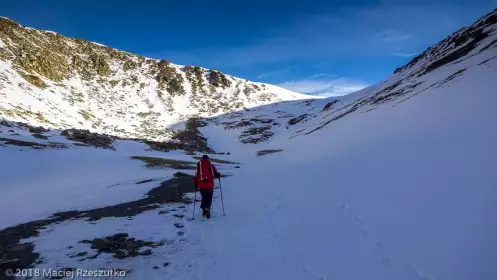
379;30;415;42
392;51;418;57
307;73;331;79
278;77;369;97
147;4;483;68
256;68;292;79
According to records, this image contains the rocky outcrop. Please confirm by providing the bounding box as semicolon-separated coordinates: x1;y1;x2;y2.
322;100;338;112
207;70;232;88
287;114;308;126
87;233;161;259
239;126;274;144
256;149;283;156
156;60;185;96
60;129;115;149
28;126;48;133
170;118;214;153
0;137;67;149
393;9;497;77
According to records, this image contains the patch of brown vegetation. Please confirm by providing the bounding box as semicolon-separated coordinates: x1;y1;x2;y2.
0;137;66;149
256;149;283;156
287;114;308;126
192;156;238;164
131;156;196;169
250;118;273;124
224;120;253;129
169;118;214;153
322;100;338;112
18;73;47;88
240;126;274;144
60;129;115;150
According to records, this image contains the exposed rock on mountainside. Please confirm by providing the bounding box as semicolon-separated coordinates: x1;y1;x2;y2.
394;8;497;76
60;129;116;149
0;17;310;141
207;70;232;88
239;126;274;144
155;59;185;95
256;149;283;156
287;114;309;126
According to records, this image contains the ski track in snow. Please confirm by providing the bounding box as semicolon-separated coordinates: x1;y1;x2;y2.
165;169;423;280
162;50;497;280
336;199;434;280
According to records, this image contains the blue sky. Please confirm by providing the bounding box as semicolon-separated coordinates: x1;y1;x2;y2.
2;0;496;96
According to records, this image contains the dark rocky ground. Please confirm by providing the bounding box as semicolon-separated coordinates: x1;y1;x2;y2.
0;172;196;280
256;149;283;156
0;120;237;279
0;137;67;149
79;232;165;260
130;156;196;170
0;119;217;153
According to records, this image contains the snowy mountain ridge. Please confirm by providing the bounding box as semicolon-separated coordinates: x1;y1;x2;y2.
0;17;311;141
0;9;495;147
2;9;495;146
200;8;497;146
0;8;496;280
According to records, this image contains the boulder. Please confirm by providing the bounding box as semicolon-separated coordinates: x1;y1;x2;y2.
28;126;48;133
60;129;115;149
32;133;49;140
113;249;129;259
91;238;113;251
173;223;184;229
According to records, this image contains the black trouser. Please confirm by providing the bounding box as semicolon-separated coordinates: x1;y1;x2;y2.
200;188;213;210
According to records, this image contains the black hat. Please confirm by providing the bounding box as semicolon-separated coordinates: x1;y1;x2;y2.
202;155;209;160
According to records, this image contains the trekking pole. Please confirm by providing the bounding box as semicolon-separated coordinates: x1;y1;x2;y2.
192;176;197;220
192;187;197;220
218;178;226;216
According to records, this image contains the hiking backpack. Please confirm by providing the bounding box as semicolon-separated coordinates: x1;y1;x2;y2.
198;160;214;181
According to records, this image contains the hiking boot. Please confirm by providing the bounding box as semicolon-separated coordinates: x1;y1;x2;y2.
205;208;211;219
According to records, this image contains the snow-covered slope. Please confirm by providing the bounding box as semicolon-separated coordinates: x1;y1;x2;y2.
164;9;497;280
199;8;497;148
1;8;496;280
178;55;496;280
0;17;311;141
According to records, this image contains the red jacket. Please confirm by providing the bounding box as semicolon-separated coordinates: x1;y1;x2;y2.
195;159;220;190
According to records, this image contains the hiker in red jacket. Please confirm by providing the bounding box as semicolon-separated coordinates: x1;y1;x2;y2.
194;155;221;218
